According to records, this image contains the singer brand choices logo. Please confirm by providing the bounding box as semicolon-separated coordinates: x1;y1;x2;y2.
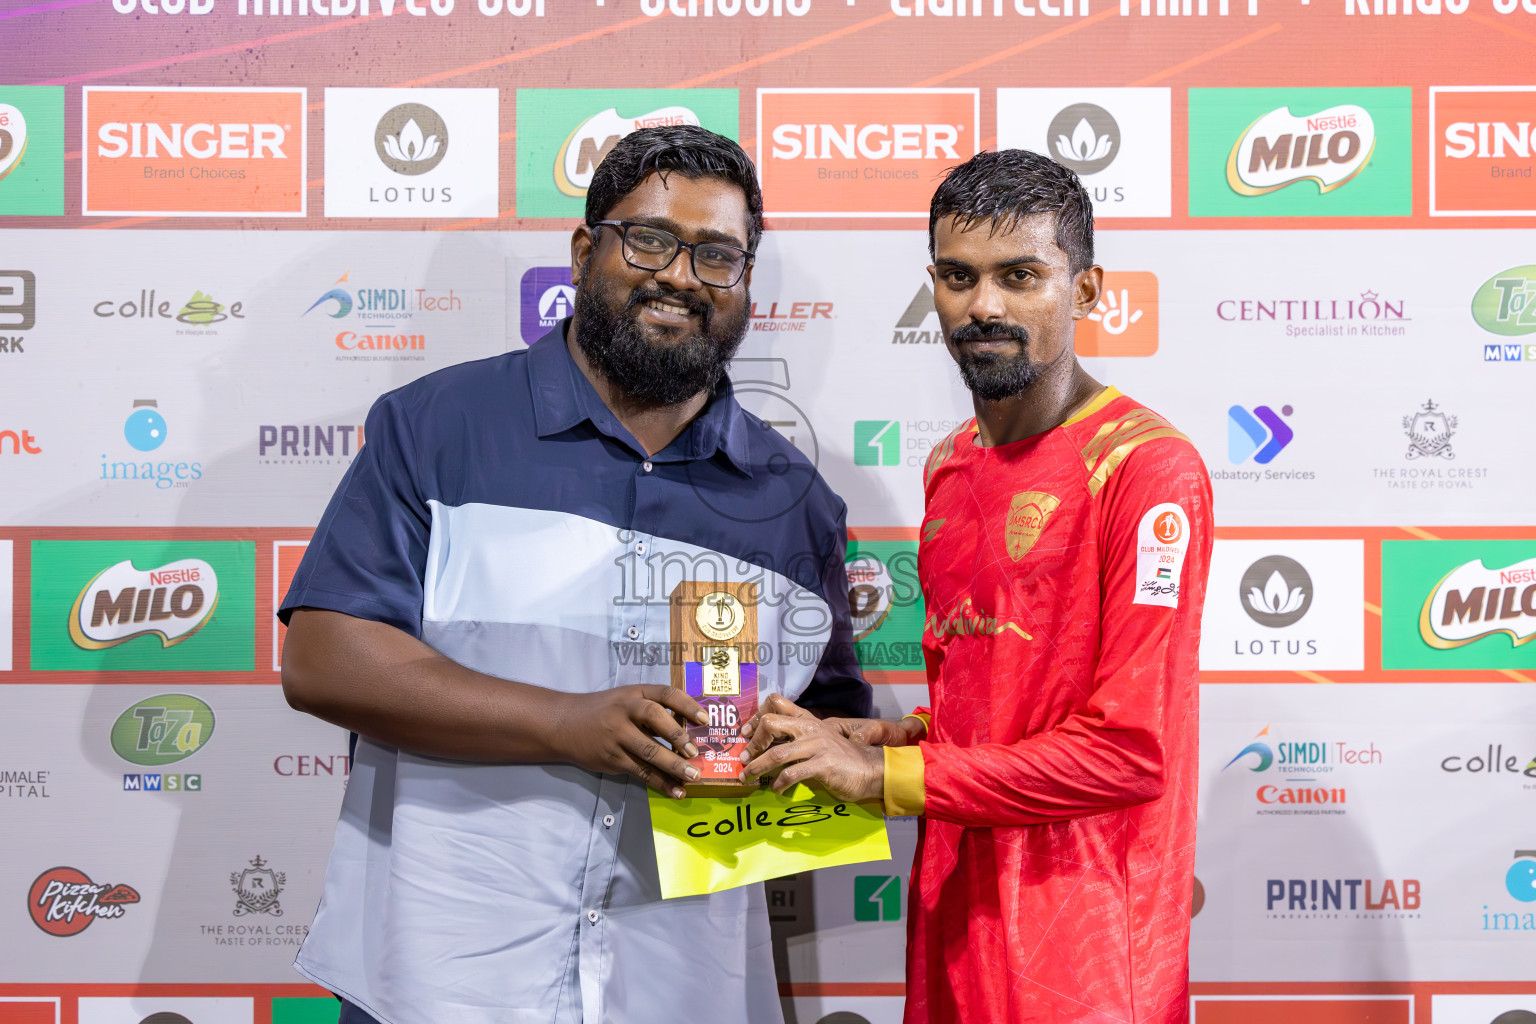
0;87;65;216
1076;271;1158;356
1383;541;1536;670
28;866;141;936
83;87;306;217
758;89;978;217
1188;88;1411;217
515;89;738;217
1431;87;1536;216
31;541;254;671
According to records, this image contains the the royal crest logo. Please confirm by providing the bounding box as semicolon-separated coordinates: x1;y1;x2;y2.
68;558;219;650
1226;104;1375;196
231;855;284;917
28;866;140;936
1420;557;1536;650
1403;399;1456;461
1005;491;1061;561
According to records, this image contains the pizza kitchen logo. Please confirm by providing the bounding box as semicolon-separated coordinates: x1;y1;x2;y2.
69;558;219;650
28;866;140;936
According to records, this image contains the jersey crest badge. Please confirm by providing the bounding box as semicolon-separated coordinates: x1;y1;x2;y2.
1005;491;1061;561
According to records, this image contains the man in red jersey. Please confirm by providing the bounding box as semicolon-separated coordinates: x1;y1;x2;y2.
739;149;1213;1024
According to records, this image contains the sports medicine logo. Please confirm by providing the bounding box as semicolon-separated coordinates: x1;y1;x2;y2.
758;89;978;217
515;89;738;218
28;867;140;936
1188;88;1410;217
0;87;64;216
995;88;1171;218
1383;541;1536;670
1076;271;1158;356
324;88;497;218
83;87;306;217
1431;87;1536;217
1227;404;1294;464
519;266;575;344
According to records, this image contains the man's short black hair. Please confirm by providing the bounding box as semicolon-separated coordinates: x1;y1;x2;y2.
585;125;764;254
928;149;1094;272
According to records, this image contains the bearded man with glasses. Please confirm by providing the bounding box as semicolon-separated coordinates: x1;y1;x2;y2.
278;125;870;1024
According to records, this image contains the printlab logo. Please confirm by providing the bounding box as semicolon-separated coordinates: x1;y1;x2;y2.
0;86;65;216
995;88;1171;217
1472;268;1536;366
1382;541;1536;671
1076;271;1158;356
257;423;365;465
1240;556;1312;628
853;875;901;922
1188;87;1411;217
1430;87;1536;217
231;856;284;917
1265;875;1420;918
28;866;140;936
853;420;900;467
519;266;575;344
1227;404;1294;464
375;103;447;175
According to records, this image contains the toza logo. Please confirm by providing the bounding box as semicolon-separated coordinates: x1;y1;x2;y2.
1227;104;1375;196
1048;102;1119;175
1227;404;1294;464
1240;555;1313;627
1420;557;1536;650
1403;399;1456;460
28;866;140;937
374;102;447;176
69;558;219;650
1471;266;1536;337
110;693;215;767
231;855;285;917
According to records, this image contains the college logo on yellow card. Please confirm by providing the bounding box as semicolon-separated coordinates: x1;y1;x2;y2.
1005;491;1061;561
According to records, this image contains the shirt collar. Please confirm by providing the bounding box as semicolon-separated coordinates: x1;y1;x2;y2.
528;320;755;477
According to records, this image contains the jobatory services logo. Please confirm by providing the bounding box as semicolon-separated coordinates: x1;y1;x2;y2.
515;89;738;218
30;540;254;671
0;268;36;353
1431;87;1536;217
844;540;923;672
758;89;979;217
28;866;141;936
995;88;1171;218
1076;271;1158;356
1382;540;1536;670
257;422;365;466
0;87;64;216
1227;404;1294;464
519;266;574;344
1188;87;1411;217
1472;267;1536;366
83;87;306;217
324;88;498;218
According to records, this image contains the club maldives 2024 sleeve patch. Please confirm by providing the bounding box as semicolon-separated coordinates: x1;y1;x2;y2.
1133;502;1191;608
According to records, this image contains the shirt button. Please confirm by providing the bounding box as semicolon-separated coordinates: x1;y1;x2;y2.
636;541;646;554
642;461;653;473
627;626;639;640
603;814;615;828
587;910;600;924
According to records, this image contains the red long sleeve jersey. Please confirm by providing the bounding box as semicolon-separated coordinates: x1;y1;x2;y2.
894;387;1213;1024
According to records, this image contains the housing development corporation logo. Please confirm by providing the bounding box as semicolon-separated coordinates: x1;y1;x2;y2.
1076;271;1158;356
758;89;979;216
1188;87;1410;216
28;867;140;936
1431;87;1536;216
996;88;1171;217
83;87;306;217
1383;541;1536;670
853;875;902;922
853;420;900;467
0;86;64;216
324;88;497;217
519;266;575;344
515;89;738;218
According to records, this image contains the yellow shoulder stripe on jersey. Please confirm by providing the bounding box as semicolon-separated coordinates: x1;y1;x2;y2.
922;418;978;490
1081;408;1188;497
1062;384;1121;427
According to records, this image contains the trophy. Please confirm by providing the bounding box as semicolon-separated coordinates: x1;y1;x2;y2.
670;580;759;794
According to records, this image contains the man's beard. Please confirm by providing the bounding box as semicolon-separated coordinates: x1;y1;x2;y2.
572;268;750;407
950;321;1038;401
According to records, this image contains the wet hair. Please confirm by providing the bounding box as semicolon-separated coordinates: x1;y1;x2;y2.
585;125;764;253
928;149;1094;272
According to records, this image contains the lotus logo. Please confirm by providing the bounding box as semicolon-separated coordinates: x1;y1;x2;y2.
1047;103;1119;176
1240;555;1313;628
1227;104;1375;196
375;103;449;176
68;558;219;650
0;103;28;182
1420;557;1536;650
556;106;701;197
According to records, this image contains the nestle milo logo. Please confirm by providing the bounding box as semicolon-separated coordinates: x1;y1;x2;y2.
110;693;215;766
1471;266;1536;337
68;557;218;650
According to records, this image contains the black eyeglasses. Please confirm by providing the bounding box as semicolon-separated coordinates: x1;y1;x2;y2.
591;220;754;288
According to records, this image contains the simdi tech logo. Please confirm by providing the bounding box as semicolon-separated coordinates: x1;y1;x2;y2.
1431;87;1536;217
0;86;64;216
1188;87;1411;217
83;87;306;217
324;88;498;218
515;89;738;218
1382;540;1536;670
758;89;979;217
30;541;254;671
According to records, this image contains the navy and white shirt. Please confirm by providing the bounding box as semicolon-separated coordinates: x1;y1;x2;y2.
280;323;870;1024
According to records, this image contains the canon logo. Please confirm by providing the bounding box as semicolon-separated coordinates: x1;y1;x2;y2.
770;123;960;161
96;122;287;160
1444;121;1533;159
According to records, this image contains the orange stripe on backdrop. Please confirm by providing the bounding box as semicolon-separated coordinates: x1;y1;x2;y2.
1466;9;1536;48
1130;21;1283;85
672;10;900;88
393;14;655;87
1398;526;1440;541
914;7;1117;87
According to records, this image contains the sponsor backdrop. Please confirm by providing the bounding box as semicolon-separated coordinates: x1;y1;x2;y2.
3;3;1536;1023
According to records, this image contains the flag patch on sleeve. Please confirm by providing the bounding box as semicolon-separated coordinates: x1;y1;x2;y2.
1133;502;1190;608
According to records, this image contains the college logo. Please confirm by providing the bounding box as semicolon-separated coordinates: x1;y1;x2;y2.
996;88;1171;217
1227;404;1294;464
111;694;215;767
231;856;284;917
1240;555;1312;627
1472;266;1536;337
1076;271;1158;356
1441;745;1536;777
1383;541;1536;670
516;89;738;218
31;541;254;671
853;874;902;922
1188;88;1411;217
28;867;140;936
83;87;306;217
853;420;900;467
844;541;923;673
1004;491;1061;561
1403;399;1456;460
1420;557;1536;651
1431;87;1536;217
0;87;64;216
758;89;978;217
324;88;496;218
92;289;246;329
519;266;575;344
